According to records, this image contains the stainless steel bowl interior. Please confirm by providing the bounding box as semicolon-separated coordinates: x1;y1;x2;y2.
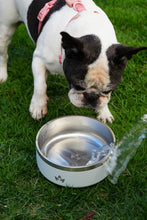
36;116;115;169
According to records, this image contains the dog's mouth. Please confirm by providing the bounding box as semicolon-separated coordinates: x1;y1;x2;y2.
68;88;110;109
68;88;85;107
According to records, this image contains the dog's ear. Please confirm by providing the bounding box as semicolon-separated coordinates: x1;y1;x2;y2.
107;44;147;91
114;45;147;63
60;32;84;59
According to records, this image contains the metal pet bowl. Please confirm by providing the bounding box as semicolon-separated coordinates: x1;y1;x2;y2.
36;116;115;187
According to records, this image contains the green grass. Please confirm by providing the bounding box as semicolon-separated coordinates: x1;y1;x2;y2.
0;0;147;219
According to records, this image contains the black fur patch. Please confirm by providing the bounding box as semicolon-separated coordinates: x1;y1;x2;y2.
62;33;101;89
106;44;147;90
27;0;66;42
106;44;128;90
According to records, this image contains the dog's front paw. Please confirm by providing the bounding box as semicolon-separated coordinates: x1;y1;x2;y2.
29;95;49;120
96;105;114;124
97;113;114;124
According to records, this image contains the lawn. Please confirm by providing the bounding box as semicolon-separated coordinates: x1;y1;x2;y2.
0;0;147;219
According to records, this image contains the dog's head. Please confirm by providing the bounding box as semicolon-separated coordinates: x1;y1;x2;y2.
61;32;147;109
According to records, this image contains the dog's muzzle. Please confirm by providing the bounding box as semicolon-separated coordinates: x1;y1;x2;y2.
68;88;111;109
68;88;84;107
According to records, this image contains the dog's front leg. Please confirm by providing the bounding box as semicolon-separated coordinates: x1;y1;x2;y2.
96;94;114;123
0;24;17;83
96;104;114;124
29;56;49;120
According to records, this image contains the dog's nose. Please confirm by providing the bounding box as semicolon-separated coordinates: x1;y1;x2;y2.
83;92;99;108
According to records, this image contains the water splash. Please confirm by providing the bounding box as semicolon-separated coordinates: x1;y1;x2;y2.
86;144;113;166
105;114;147;184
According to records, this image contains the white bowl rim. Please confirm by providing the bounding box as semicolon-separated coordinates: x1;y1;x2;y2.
36;115;115;172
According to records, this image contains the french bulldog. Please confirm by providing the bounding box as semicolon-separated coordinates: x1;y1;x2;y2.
0;0;146;123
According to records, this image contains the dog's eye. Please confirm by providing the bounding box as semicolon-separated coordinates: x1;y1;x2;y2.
103;90;111;94
100;90;111;95
74;85;85;91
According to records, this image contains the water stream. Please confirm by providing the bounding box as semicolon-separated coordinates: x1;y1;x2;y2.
105;114;147;184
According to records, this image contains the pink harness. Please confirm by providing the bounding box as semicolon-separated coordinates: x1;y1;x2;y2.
37;0;98;64
37;0;58;34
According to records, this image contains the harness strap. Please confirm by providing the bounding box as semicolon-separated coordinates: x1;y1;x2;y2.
37;0;58;34
37;0;99;64
59;0;86;64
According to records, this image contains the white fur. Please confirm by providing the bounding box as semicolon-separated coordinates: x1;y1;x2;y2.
68;88;84;107
97;105;114;124
96;93;114;123
0;0;118;122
